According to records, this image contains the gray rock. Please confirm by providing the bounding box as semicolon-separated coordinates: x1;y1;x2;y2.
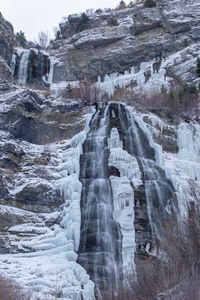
13;183;62;213
51;0;200;84
0;12;14;65
0;89;86;144
0;55;12;81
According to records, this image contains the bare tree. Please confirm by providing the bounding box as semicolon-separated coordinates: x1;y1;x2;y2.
115;210;200;300
0;275;31;300
38;31;49;49
62;80;102;104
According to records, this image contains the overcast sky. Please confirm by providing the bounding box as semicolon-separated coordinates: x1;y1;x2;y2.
1;0;122;41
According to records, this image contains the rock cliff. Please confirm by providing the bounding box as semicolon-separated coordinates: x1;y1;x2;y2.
0;12;14;65
0;13;14;81
50;0;200;88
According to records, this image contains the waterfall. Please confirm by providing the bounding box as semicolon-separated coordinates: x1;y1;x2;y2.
17;50;30;84
114;103;177;247
47;56;54;85
78;103;122;299
78;102;178;298
12;48;50;86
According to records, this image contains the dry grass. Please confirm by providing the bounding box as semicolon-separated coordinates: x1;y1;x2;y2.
119;205;200;300
25;83;50;92
62;80;102;104
101;204;200;300
0;276;31;300
137;83;200;121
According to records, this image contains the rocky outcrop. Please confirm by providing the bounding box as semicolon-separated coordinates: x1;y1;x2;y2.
0;88;88;220
0;12;14;65
0;56;12;81
51;0;200;85
0;89;86;144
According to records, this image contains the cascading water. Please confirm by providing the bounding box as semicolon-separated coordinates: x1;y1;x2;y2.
78;102;177;298
114;103;177;247
12;48;50;86
17;50;30;84
78;103;122;299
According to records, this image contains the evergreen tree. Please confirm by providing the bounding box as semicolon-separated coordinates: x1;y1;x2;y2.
66;84;72;93
16;31;27;48
196;57;200;77
129;1;134;7
76;13;90;32
56;31;61;39
144;0;156;8
119;1;126;8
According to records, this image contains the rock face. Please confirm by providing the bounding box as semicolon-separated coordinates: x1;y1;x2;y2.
0;13;14;81
0;89;85;144
0;56;12;80
0;12;14;65
0;88;88;237
51;0;200;85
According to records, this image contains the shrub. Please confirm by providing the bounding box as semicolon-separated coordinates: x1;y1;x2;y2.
95;8;103;14
108;18;119;26
182;83;197;95
160;84;167;94
115;208;200;300
138;81;199;120
66;83;72;93
76;13;90;33
144;0;156;8
62;80;102;104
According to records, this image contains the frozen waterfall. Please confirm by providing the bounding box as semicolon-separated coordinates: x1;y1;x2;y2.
78;103;122;298
78;102;177;298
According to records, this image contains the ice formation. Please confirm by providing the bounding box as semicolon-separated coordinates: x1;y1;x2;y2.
0;112;95;300
95;50;194;99
96;59;169;99
108;128;137;274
